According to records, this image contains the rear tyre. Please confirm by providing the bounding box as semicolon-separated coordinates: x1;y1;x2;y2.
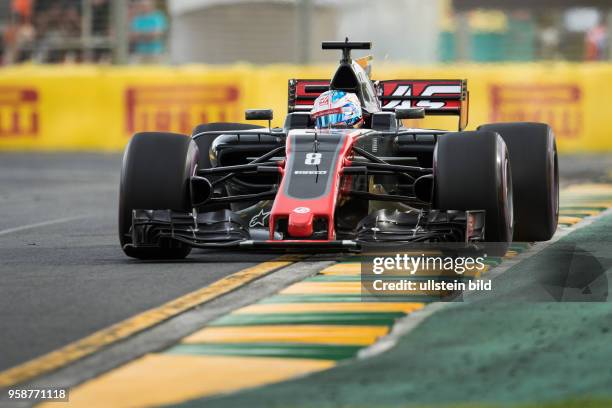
434;131;513;244
478;122;558;241
118;132;198;259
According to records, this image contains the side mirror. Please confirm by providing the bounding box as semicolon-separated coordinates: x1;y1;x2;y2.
395;107;425;120
245;109;273;121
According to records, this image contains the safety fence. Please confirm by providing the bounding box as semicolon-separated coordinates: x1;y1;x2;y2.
0;63;610;152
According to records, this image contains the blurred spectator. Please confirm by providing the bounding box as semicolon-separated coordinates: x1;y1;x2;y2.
3;0;35;64
130;0;168;63
12;0;33;20
585;22;608;61
35;2;81;62
3;16;36;64
1;0;117;64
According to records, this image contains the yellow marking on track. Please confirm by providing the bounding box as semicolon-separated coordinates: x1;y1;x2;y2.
562;200;612;207
234;302;425;314
558;216;584;225
0;258;294;388
560;183;612;208
281;281;448;296
561;183;612;195
320;263;361;275
281;281;364;294
503;250;520;258
37;354;333;408
181;325;390;346
559;209;601;216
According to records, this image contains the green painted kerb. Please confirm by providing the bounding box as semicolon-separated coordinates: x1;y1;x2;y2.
165;343;361;360
209;312;405;327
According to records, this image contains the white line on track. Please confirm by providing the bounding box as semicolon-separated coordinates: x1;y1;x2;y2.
0;215;88;236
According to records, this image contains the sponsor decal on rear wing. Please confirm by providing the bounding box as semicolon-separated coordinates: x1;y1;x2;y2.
288;78;469;130
377;79;469;130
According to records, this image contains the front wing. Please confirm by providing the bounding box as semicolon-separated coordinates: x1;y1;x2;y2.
127;208;486;252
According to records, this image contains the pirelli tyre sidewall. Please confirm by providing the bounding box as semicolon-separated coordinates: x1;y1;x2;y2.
434;130;513;244
118;132;198;259
478;122;559;242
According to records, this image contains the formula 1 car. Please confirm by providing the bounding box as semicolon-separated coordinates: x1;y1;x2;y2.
118;40;559;259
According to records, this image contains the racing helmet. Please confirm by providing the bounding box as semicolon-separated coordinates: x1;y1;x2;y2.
311;90;363;128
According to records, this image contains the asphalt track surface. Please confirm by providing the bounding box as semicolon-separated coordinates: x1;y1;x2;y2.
0;153;276;372
0;152;610;404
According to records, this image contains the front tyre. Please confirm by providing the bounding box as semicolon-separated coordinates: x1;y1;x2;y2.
434;131;513;244
118;132;198;259
478;122;558;242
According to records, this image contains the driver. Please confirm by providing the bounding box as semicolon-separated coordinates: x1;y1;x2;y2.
311;90;363;128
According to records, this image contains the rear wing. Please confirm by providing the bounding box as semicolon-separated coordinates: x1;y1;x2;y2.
288;78;469;130
287;79;329;113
